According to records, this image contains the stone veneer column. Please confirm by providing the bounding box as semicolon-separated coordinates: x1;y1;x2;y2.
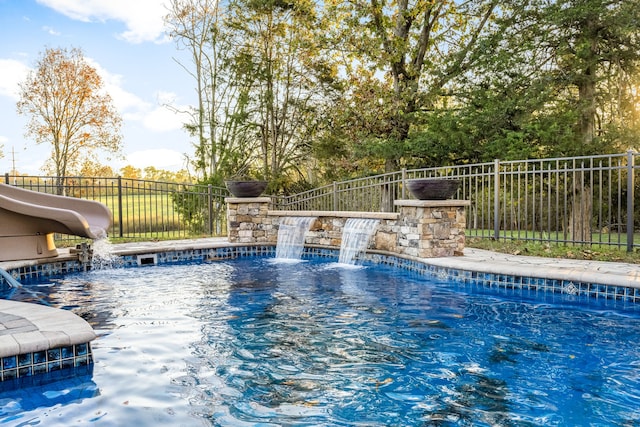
394;199;471;258
226;197;272;243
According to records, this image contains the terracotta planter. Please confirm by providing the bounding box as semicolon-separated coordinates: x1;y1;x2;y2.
406;178;461;200
225;180;268;198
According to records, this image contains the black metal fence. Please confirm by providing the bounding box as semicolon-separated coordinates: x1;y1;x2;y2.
4;151;639;251
3;174;229;241
273;151;639;251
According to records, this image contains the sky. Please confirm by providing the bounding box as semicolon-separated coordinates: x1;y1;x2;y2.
0;0;195;175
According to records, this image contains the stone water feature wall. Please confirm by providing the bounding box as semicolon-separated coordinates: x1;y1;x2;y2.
226;197;471;258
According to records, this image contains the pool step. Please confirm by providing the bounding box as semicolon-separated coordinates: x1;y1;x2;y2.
0;300;96;382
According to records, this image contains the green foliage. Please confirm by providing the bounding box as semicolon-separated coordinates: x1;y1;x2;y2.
171;189;209;234
168;0;640;188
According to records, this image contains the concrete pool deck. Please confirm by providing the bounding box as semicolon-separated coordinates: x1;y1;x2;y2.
0;236;638;379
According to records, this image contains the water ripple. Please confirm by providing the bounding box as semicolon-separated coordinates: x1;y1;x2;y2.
2;258;640;426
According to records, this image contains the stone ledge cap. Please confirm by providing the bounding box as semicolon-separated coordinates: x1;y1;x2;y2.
394;199;471;208
268;210;399;220
225;197;272;203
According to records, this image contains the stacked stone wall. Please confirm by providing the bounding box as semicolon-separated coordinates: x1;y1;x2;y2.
226;197;470;258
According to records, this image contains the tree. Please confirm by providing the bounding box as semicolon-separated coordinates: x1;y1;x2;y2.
79;159;115;177
476;0;639;241
16;47;122;194
323;0;499;173
487;0;640;155
420;0;640;242
226;0;333;189
120;165;142;179
167;0;339;192
166;0;256;184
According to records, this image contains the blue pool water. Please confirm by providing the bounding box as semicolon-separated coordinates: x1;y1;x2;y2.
2;257;640;426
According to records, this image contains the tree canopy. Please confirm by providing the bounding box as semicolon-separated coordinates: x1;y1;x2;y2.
166;0;640;192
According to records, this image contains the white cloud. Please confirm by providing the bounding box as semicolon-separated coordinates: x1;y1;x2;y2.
42;25;61;36
0;59;30;100
126;149;185;171
84;57;186;133
36;0;170;43
0;54;186;135
143;105;188;133
86;58;148;112
143;91;191;132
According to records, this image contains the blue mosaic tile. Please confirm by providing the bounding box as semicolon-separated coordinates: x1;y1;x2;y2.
18;353;31;367
75;356;90;366
0;344;94;382
75;343;89;356
47;348;61;361
33;363;47;375
3;369;17;381
48;361;61;372
2;356;17;370
62;346;74;359
33;351;46;364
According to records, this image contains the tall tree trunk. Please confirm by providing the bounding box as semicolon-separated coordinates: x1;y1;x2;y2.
569;14;598;244
570;70;595;244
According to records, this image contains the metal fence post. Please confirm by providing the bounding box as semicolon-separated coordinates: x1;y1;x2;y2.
494;159;501;240
117;176;124;238
401;168;406;199
333;182;338;211
627;151;635;252
208;184;214;236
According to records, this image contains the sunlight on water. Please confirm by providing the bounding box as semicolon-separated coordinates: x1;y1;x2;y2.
3;258;640;426
267;257;306;265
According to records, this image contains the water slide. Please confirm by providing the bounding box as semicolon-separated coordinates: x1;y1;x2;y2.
0;183;111;261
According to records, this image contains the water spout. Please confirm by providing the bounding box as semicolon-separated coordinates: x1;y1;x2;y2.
275;217;316;260
91;237;120;270
338;218;380;265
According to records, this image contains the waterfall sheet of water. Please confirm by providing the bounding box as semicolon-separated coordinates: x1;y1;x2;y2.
338;218;380;265
275;217;316;260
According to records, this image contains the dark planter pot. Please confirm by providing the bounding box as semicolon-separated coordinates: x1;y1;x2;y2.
225;180;268;198
406;178;461;200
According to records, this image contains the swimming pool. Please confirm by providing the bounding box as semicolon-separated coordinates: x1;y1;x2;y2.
2;256;640;426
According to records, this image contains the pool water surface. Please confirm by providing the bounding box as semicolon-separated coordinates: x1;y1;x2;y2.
2;257;640;426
